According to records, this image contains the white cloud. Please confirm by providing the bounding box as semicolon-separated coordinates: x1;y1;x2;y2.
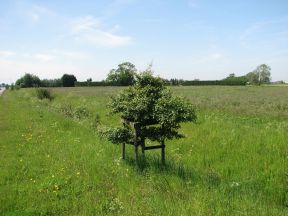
71;16;101;33
0;50;15;58
70;16;132;47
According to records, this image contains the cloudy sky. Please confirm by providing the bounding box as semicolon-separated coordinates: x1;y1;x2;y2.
0;0;288;83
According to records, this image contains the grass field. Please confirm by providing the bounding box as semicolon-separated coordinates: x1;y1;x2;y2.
1;86;288;215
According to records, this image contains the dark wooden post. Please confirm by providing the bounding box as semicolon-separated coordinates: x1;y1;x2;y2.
135;145;138;161
161;140;165;164
141;138;145;158
122;143;125;159
134;123;139;161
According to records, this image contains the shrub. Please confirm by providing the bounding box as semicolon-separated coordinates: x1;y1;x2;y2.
74;106;90;120
35;88;53;100
59;103;74;117
59;103;90;120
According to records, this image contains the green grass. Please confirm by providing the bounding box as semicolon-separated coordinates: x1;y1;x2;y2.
1;86;288;215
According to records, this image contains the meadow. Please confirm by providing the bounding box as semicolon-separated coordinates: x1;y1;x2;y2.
0;86;288;215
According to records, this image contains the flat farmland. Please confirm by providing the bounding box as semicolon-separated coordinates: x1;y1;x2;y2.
0;86;287;215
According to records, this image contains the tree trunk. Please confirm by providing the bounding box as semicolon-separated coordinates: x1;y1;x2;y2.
122;143;125;159
161;140;165;164
135;145;138;161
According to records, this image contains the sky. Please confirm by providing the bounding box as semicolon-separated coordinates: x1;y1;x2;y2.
0;0;288;83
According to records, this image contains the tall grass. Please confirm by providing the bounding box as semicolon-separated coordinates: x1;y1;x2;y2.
35;88;53;101
0;87;287;215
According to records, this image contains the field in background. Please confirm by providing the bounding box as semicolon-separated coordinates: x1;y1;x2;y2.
1;86;287;215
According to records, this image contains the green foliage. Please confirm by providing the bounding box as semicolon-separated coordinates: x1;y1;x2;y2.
74;106;90;119
99;126;134;144
59;103;74;117
182;80;247;86
154;91;197;128
59;103;90;120
246;71;258;84
10;84;15;90
41;79;62;87
61;74;77;87
75;81;106;87
106;62;137;86
246;64;271;85
223;74;248;84
108;70;197;144
35;88;53;101
170;78;184;85
16;73;41;88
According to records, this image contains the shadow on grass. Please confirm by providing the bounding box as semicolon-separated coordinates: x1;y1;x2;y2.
123;155;221;187
124;156;288;208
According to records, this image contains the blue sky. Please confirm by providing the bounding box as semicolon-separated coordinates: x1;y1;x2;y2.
0;0;288;83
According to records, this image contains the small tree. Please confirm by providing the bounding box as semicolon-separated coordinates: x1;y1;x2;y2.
103;70;197;163
254;64;271;84
228;73;235;78
61;74;77;87
246;64;271;85
16;73;41;88
87;78;92;86
106;62;137;86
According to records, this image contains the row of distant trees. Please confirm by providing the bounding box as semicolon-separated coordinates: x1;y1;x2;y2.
11;62;274;88
104;63;272;86
0;83;9;88
223;64;272;85
78;62;272;87
15;74;77;88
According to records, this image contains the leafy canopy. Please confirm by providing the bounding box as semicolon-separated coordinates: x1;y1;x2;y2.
61;74;77;87
247;64;271;85
107;70;197;144
106;62;137;86
16;73;41;88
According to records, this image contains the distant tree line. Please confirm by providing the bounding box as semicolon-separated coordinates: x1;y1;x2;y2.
11;63;275;88
182;79;247;86
14;73;77;88
221;64;272;85
75;81;106;87
1;83;10;89
181;64;272;86
102;62;271;86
